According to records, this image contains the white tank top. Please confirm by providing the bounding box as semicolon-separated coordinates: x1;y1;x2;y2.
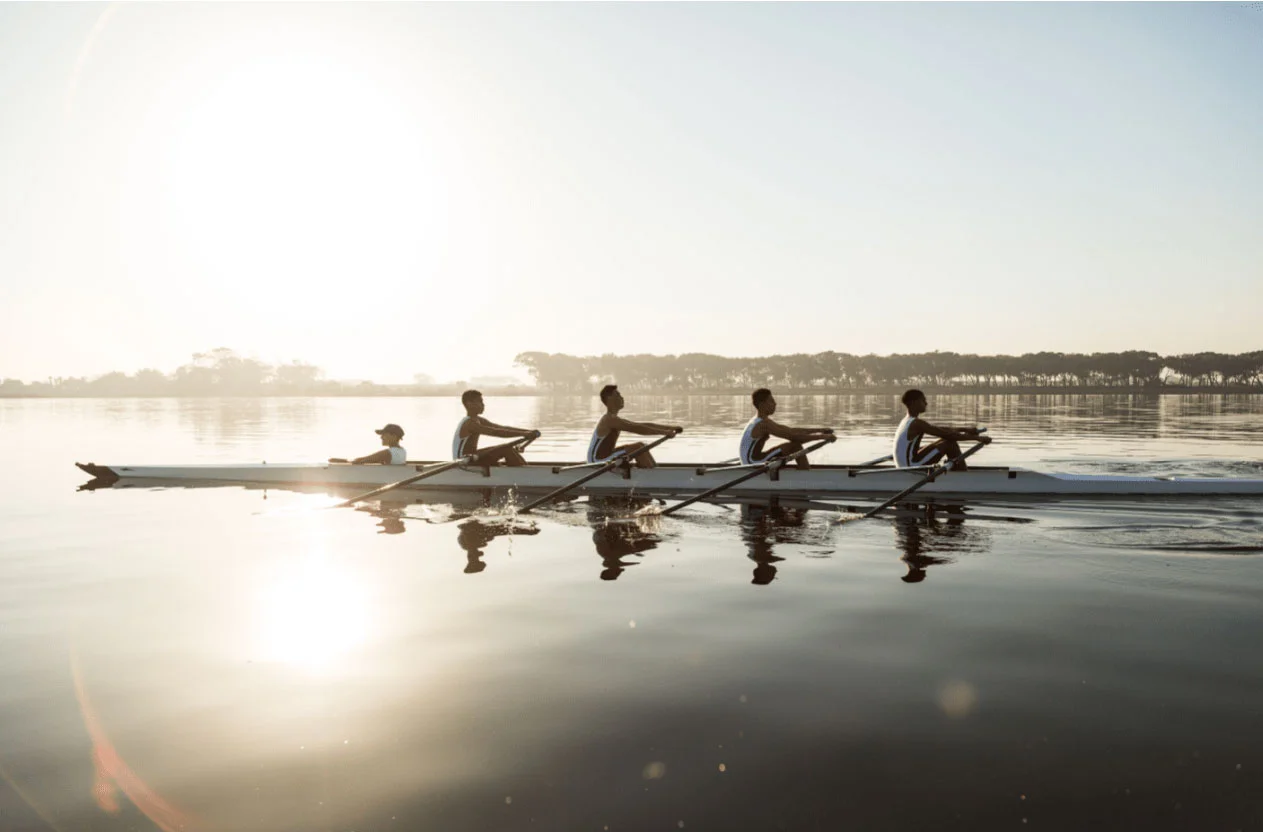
388;446;407;465
453;417;471;459
587;427;608;463
892;415;919;468
739;417;765;464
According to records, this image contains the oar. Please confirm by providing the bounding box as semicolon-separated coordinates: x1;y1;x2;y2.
837;440;990;524
336;435;536;508
655;437;836;517
857;453;893;467
518;431;679;514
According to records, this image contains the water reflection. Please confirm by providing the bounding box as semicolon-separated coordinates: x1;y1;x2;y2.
176;397;319;445
890;503;996;583
359;497;410;534
739;502;811;585
587;497;662;580
457;518;540;574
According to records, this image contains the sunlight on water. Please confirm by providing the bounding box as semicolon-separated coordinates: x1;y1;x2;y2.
258;555;372;672
1;395;1262;831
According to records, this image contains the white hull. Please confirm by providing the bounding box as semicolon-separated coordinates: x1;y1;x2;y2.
76;461;1263;498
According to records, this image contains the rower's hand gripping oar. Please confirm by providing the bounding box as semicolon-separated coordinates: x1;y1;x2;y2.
518;430;680;514
654;436;836;517
836;438;990;524
336;434;538;508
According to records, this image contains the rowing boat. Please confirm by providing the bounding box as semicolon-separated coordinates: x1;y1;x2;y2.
75;461;1263;498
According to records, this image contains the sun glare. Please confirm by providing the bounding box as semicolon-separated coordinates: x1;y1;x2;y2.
260;556;371;673
151;37;440;313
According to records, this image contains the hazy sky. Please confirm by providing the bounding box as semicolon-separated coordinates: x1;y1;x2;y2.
2;3;1261;384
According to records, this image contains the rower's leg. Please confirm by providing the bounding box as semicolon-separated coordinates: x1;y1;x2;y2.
761;441;808;469
770;441;808;469
475;447;527;467
788;441;809;470
919;439;965;470
616;443;653;469
474;448;503;468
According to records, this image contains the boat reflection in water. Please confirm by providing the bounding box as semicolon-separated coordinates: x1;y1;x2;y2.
77;473;1023;585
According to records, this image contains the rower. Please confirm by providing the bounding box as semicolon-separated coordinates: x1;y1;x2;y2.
454;390;540;467
739;388;834;470
893;389;990;471
329;423;407;465
589;384;682;469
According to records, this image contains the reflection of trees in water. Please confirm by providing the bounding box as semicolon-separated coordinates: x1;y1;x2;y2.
891;506;994;584
527;393;1263;446
515;350;1263;391
144;392;1263;458
176;398;319;444
681;394;1263;443
534;396;697;431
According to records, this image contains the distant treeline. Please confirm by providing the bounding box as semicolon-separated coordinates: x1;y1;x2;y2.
0;348;525;398
7;348;1263;398
513;350;1263;392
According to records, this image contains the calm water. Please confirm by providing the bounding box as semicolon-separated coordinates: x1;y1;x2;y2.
2;394;1262;831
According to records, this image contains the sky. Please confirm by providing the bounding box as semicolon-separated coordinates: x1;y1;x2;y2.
1;3;1261;384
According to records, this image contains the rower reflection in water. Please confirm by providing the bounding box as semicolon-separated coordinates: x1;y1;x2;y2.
587;497;661;580
453;390;540;467
360;499;408;535
891;503;994;583
739;501;810;585
329;423;408;465
457;518;540;574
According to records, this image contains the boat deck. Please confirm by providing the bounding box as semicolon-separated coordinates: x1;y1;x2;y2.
75;461;1263;498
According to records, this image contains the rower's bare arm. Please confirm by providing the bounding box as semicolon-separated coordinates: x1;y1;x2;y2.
478;421;536;439
466;417;538;440
349;449;393;465
918;421;989;443
765;419;832;441
610;416;682;436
